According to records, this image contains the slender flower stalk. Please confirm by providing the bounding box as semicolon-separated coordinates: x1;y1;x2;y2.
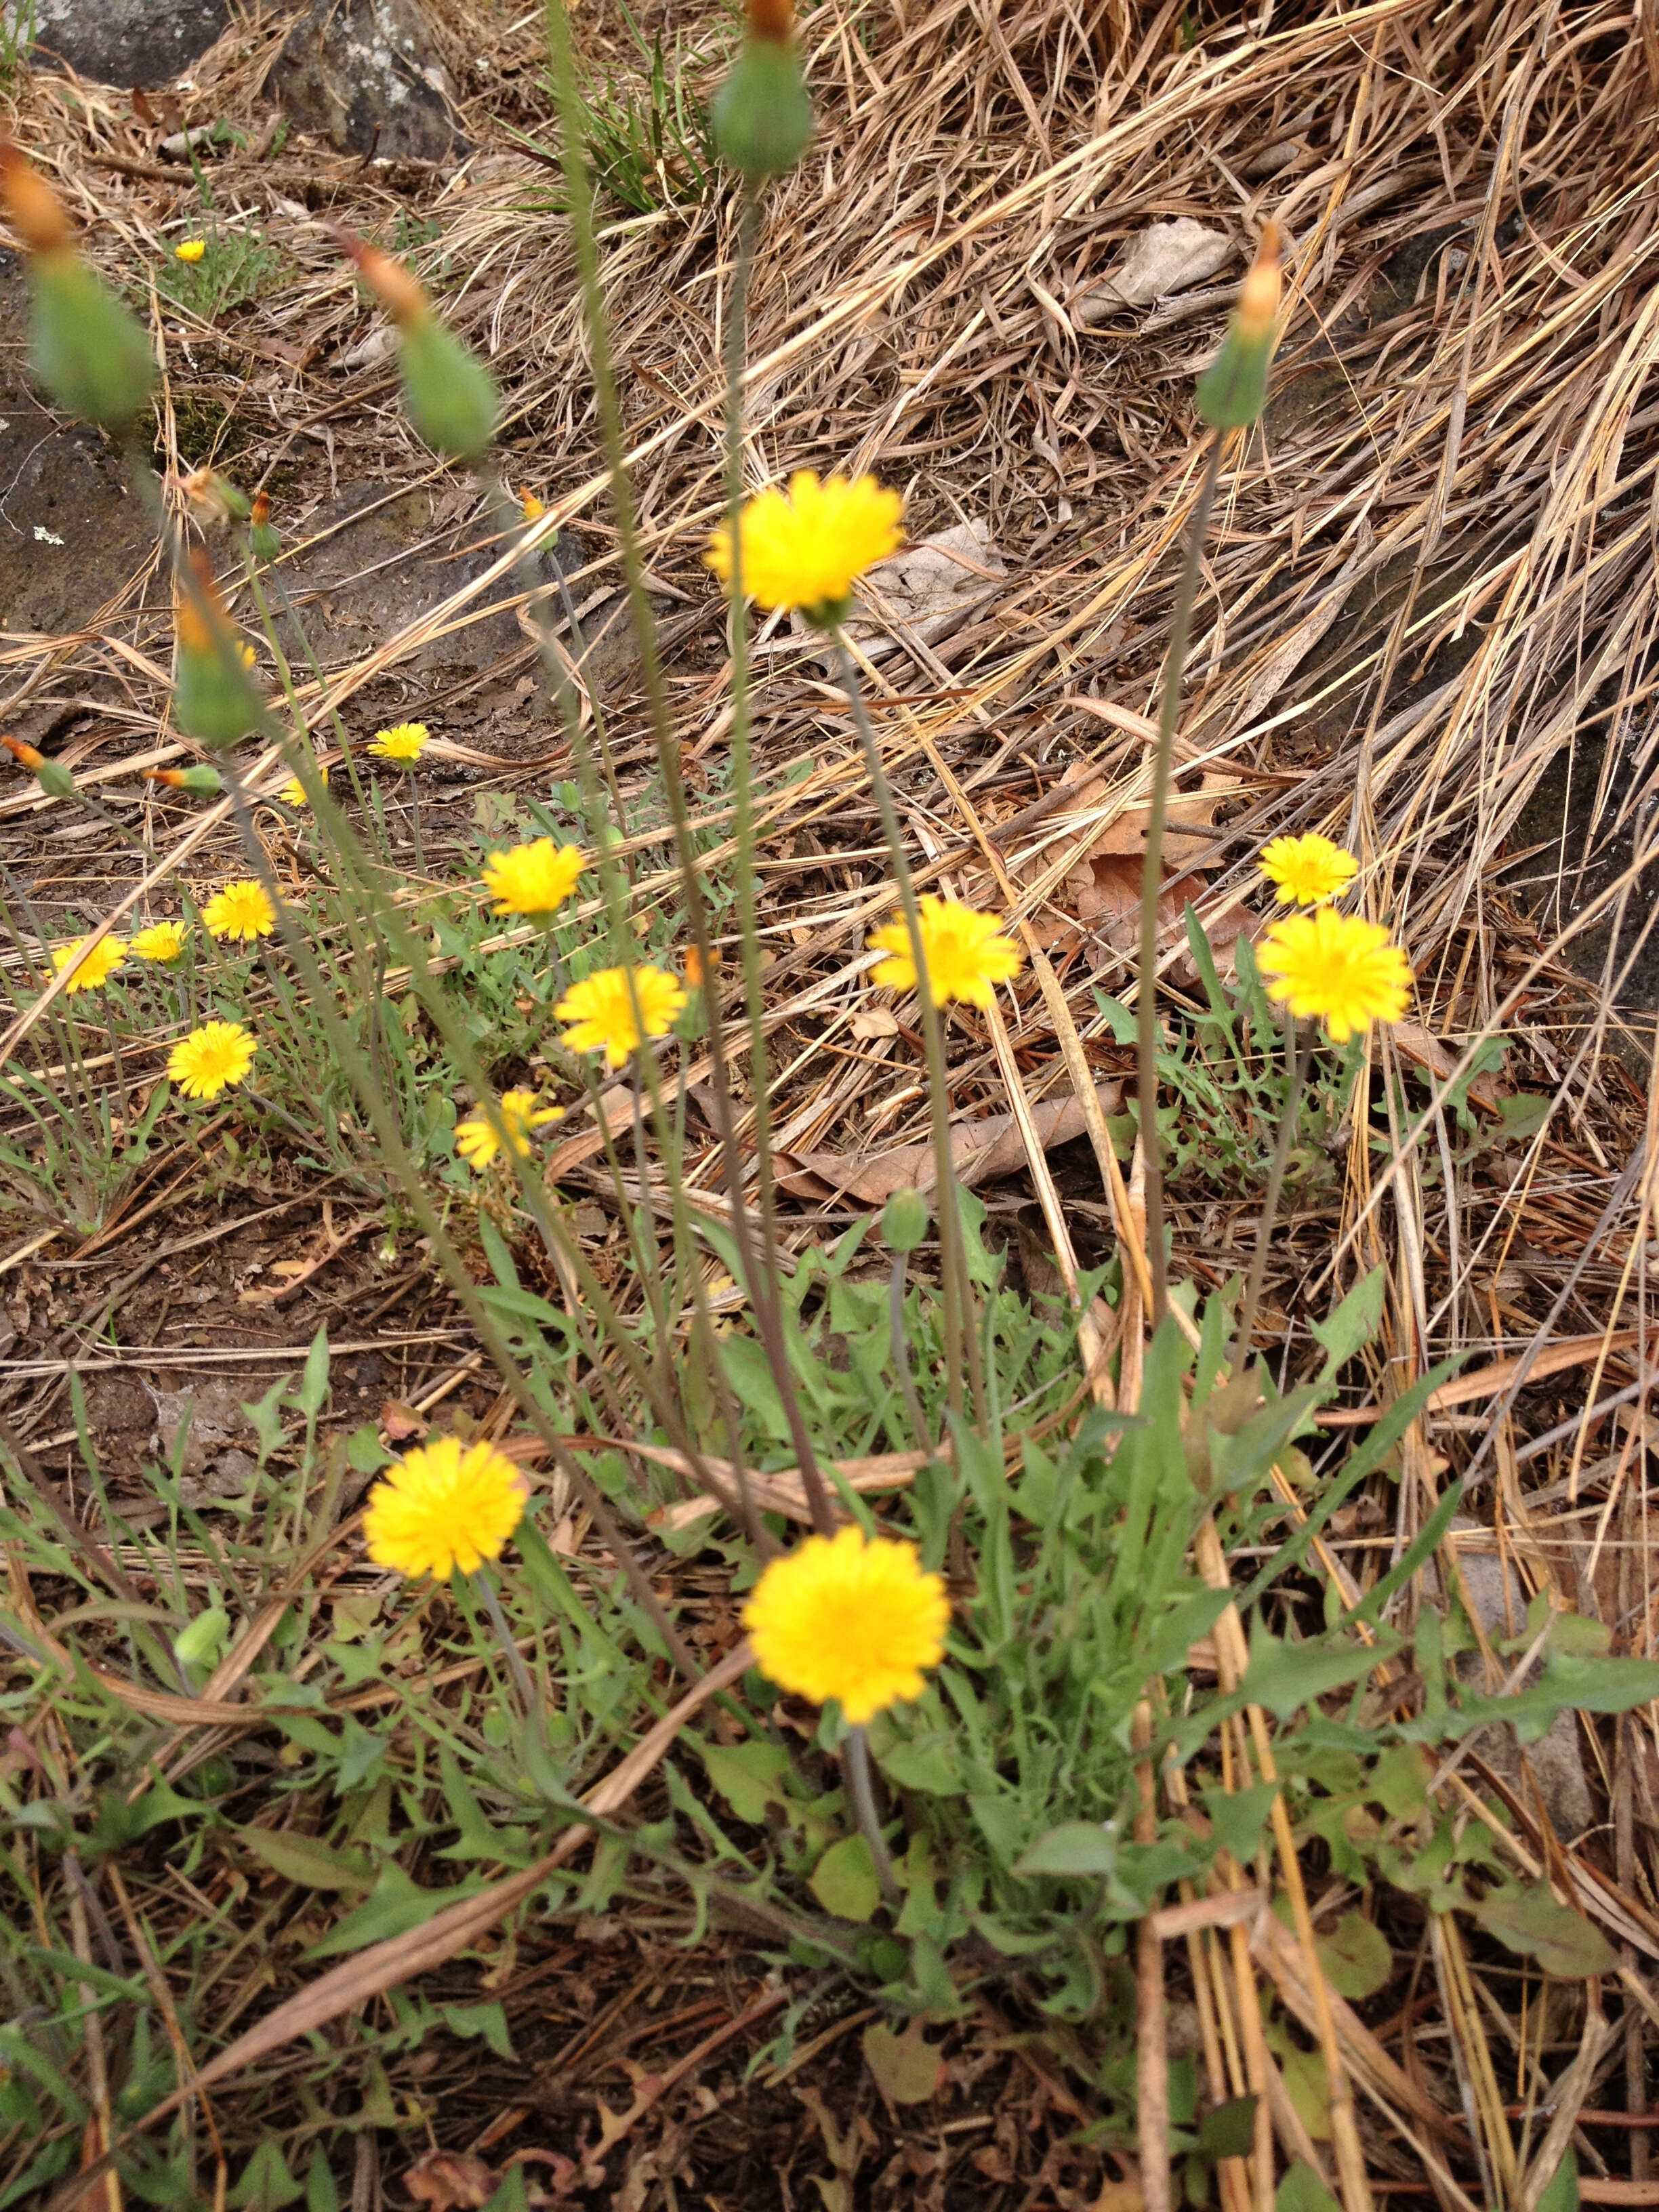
1229;1010;1303;1372
1136;435;1223;1326
835;636;983;1425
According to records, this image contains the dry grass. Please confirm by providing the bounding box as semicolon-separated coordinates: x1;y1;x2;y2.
3;0;1659;2203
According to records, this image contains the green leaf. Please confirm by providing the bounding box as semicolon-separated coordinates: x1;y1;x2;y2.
347;1424;392;1475
1535;2147;1579;2212
876;1731;962;1797
239;1828;371;1892
18;1944;147;2003
1241;1627;1387;1719
1469;1883;1614;1979
1201;1783;1279;1867
296;1324;330;1420
699;1739;790;1825
1013;1822;1117;1879
443;2001;514;2060
306;2150;340;2212
811;1834;880;1923
1542;1651;1659;1714
230;2141;304;2212
306;1864;483;1958
1277;2160;1342;2212
1317;1912;1393;2000
1310;1270;1384;1381
1196;2095;1257;2162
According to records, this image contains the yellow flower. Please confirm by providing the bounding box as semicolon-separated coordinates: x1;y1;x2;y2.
519;487;546;522
481;838;585;918
556;964;687;1068
202;879;276;943
706;470;903;623
130;920;188;964
455;1088;563;1170
1258;909;1412;1043
50;935;125;993
370;722;428;764
1259;833;1359;907
281;776;306;806
174;239;207;264
867;895;1023;1008
744;1525;949;1725
363;1435;527;1579
167;1020;256;1099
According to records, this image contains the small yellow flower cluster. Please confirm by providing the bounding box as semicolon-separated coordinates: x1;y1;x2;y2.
1255;835;1412;1042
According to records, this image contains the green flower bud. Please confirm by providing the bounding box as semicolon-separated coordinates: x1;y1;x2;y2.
881;1186;930;1252
712;39;813;178
28;253;155;432
398;316;499;462
173;1605;230;1673
175;648;265;749
3;735;75;798
1195;223;1283;432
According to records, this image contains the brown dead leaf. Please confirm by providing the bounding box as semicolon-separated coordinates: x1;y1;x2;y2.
380;1400;426;1440
775;1079;1123;1202
403;2150;498;2210
1391;1021;1502;1113
863;2017;947;2110
1069;855;1252;985
850;1006;901;1040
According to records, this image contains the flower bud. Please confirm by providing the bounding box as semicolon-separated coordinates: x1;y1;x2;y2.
2;145;156;431
182;468;249;523
1196;222;1283;432
1;733;76;800
712;20;813;178
881;1186;930;1253
145;765;225;796
249;489;280;562
173;1605;230;1673
342;233;430;327
397;314;499;461
174;554;266;749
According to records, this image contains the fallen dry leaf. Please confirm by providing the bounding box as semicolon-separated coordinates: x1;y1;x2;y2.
775;1079;1124;1202
1078;217;1235;321
1391;1020;1502;1113
863;2015;947;2109
797;517;1006;661
403;2148;497;2210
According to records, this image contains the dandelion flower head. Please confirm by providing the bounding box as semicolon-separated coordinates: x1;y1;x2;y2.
455;1088;564;1171
202;879;276;943
556;964;687;1068
167;1020;256;1099
130;920;188;964
868;895;1023;1009
280;766;326;807
51;936;125;994
370;722;428;764
363;1435;527;1579
744;1525;949;1725
174;239;207;264
481;838;585;918
706;471;903;623
1258;909;1412;1043
1259;832;1359;908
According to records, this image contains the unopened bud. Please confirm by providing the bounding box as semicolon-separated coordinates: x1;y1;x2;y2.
182;468;249;523
712;35;813;177
746;0;792;37
881;1186;930;1254
1;733;75;800
0;142;72;255
1195;222;1284;433
249;489;280;561
397;314;498;460
519;487;545;523
340;232;430;328
174;554;266;748
145;765;225;796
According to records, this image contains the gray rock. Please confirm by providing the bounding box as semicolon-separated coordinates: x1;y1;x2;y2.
268;0;466;163
149;1378;256;1480
18;0;230;87
1434;1520;1595;1843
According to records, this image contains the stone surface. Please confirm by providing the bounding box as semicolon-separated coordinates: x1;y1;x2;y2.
18;0;230;87
268;0;466;163
0;255;155;642
1435;1520;1595;1844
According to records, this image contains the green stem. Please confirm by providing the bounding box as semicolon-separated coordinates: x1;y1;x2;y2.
844;1726;901;1908
1231;1009;1303;1374
834;633;981;1426
888;1252;931;1455
1137;434;1223;1325
472;1566;536;1715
